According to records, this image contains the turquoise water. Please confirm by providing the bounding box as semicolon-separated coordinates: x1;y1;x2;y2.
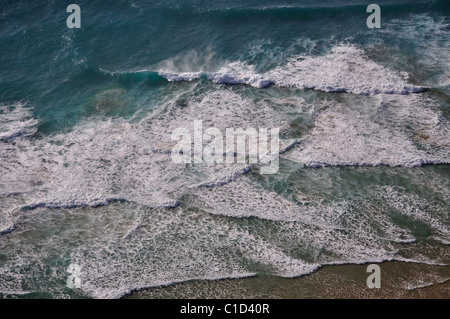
0;0;449;298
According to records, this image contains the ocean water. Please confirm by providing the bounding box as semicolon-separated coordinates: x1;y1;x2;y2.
0;0;449;298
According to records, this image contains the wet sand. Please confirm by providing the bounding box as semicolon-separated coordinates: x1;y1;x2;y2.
126;261;449;299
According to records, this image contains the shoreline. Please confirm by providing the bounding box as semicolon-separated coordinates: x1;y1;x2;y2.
126;260;449;299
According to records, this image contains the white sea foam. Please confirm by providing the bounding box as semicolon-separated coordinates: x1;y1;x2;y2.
285;94;450;167
0;205;320;298
0;223;15;236
381;14;450;88
0;42;448;298
0;89;292;212
0;102;38;141
0;170;447;298
159;45;425;95
187;175;417;244
158;70;203;82
373;186;450;245
405;278;450;291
